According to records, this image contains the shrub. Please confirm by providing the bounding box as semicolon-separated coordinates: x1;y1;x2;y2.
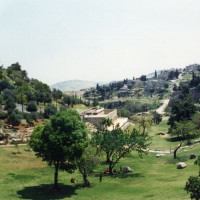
7;110;22;126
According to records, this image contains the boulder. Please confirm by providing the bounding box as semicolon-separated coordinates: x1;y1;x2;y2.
0;140;4;145
190;154;196;159
177;162;187;169
156;153;164;158
120;166;133;173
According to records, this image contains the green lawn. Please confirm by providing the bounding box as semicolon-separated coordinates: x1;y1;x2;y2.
148;117;180;150
0;143;199;200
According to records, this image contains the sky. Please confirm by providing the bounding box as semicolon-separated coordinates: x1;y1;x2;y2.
0;0;200;85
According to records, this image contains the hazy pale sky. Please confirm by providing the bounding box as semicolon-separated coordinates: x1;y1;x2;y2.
0;0;200;85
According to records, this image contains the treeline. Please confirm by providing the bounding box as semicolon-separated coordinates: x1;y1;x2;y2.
84;81;125;100
101;100;160;118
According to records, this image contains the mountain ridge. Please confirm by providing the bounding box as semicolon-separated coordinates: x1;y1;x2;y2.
50;80;106;92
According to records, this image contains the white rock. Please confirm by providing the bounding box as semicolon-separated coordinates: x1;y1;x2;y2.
121;166;133;173
177;162;187;169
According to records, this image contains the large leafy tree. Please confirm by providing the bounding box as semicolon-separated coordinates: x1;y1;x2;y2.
168;94;196;129
93;128;151;174
29;110;88;189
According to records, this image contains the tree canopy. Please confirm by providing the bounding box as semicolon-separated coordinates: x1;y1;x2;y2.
92;127;151;174
29;110;88;189
168;94;196;129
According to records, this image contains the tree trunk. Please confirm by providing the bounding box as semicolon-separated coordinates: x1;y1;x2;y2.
22;103;24;113
21;93;24;113
173;141;184;159
109;161;113;175
106;152;110;163
83;173;90;187
54;161;59;190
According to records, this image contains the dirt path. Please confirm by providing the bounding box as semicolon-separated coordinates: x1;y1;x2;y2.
156;99;170;114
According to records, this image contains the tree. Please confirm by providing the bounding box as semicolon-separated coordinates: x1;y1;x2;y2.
168;94;196;129
7;110;21;126
100;118;113;131
77;146;99;187
155;70;157;78
93;99;99;107
164;82;169;89
2;89;16;101
194;156;200;177
31;79;52;106
134;115;153;134
63;95;72;107
171;121;197;158
153;112;162;124
29;110;88;190
44;104;57;118
168;71;175;80
26;101;37;113
140;75;147;81
92;128;151;174
4;96;16;114
16;84;30;112
175;69;179;79
43;91;52;105
0;79;13;93
173;84;178;91
52;88;62;108
185;176;200;200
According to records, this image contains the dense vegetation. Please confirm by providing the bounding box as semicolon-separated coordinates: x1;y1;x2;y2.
1;63;200;199
0;63;87;126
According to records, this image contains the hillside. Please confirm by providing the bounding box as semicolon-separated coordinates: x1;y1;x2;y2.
50;80;102;92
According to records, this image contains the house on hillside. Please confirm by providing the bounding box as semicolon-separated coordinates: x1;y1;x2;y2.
82;106;128;130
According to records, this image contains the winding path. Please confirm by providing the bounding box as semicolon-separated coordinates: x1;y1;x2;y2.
156;99;170;115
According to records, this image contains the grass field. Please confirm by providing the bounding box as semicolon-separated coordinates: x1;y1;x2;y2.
0;139;199;200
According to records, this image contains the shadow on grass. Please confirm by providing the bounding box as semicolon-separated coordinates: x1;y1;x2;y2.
165;155;189;164
166;137;180;142
108;173;144;179
17;183;81;200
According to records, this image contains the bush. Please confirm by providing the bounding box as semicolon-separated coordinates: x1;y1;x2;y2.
26;116;34;126
7;110;22;126
44;104;57;118
30;112;38;122
26;101;37;113
185;176;200;200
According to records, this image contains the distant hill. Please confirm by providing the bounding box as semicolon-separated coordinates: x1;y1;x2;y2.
50;80;103;91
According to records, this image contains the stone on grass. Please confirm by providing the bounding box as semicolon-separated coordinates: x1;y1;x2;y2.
156;153;164;158
177;162;187;169
0;140;4;145
121;166;133;173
